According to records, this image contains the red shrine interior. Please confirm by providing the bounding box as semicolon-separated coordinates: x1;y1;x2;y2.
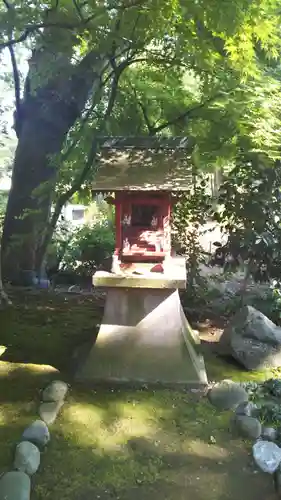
110;192;173;263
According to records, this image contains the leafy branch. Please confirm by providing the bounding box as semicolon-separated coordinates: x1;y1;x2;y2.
131;86;229;136
0;0;142;49
2;0;22;130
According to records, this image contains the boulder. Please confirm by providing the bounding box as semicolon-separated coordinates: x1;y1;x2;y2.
42;380;68;403
14;441;40;476
0;471;31;500
253;440;281;474
39;400;63;425
219;306;281;370
22;420;50;449
234;415;262;440
208;379;248;410
235;401;258;417
262;427;278;442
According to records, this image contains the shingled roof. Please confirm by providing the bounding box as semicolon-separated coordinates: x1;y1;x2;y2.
92;136;194;192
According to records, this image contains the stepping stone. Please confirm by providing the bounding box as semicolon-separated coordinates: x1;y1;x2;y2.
22;420;50;449
39;401;63;425
262;427;277;442
253;440;281;473
208;379;248;410
235;401;257;417
0;471;30;500
234;415;262;440
42;380;68;403
14;441;40;476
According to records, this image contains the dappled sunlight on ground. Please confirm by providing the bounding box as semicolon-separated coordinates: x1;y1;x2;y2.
0;289;277;500
30;386;273;500
63;396;164;452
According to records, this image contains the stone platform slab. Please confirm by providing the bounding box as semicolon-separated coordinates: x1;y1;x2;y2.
93;256;187;290
75;288;207;386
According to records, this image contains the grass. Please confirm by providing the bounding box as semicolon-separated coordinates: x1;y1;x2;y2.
0;288;277;500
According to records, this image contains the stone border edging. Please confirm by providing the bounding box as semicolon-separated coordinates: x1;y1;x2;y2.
207;379;281;496
0;379;69;500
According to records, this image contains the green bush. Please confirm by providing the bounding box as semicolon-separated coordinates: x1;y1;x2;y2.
48;221;115;277
70;222;115;267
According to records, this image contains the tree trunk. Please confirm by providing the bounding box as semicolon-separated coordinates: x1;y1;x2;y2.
2;50;107;284
0;243;11;305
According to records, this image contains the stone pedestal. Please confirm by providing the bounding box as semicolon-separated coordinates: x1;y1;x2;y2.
75;259;207;386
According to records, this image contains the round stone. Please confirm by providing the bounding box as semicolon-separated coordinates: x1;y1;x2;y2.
14;441;40;476
253;440;281;473
0;471;30;500
235;415;262;440
262;427;278;442
235;401;258;417
208;379;248;410
42;380;68;403
22;420;50;449
39;401;63;425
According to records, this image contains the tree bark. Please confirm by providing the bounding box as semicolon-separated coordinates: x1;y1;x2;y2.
2;50;107;283
0;243;11;305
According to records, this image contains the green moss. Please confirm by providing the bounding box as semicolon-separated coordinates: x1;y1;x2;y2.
205;351;276;383
0;289;102;372
32;387;233;498
0;289;274;499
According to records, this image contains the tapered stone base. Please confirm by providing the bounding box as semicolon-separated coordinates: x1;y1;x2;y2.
75;287;207;386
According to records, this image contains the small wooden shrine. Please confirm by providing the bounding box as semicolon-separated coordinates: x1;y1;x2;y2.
75;137;207;386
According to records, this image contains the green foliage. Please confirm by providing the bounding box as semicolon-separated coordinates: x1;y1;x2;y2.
48;220;115;277
1;0;279;187
2;0;281;271
68;222;115;268
171;173;213;306
213;153;281;281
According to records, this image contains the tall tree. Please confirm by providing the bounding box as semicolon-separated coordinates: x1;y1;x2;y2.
0;0;281;283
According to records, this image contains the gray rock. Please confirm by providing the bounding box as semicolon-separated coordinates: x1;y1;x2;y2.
14;441;40;476
262;427;278;442
208;379;248;410
235;415;262;440
219;306;281;370
253;440;281;473
0;471;31;500
39;400;63;425
42;380;68;403
22;420;50;449
235;401;257;417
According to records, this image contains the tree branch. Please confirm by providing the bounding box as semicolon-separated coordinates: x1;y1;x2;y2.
195;18;228;58
2;0;22;135
130;85;155;135
72;0;85;21
38;57;126;260
0;19;93;50
152;93;225;135
0;0;143;50
8;45;21;136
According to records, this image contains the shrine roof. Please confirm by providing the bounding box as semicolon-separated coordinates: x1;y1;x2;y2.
92;136;193;192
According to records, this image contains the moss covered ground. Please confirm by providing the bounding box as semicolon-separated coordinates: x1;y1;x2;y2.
0;288;277;500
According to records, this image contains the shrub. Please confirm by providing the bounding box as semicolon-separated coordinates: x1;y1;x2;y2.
47;221;115;278
70;222;115;268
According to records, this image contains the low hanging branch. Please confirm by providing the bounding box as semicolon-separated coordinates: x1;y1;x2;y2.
2;0;22;132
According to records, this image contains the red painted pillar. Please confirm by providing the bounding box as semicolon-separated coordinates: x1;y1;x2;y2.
115;194;122;256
